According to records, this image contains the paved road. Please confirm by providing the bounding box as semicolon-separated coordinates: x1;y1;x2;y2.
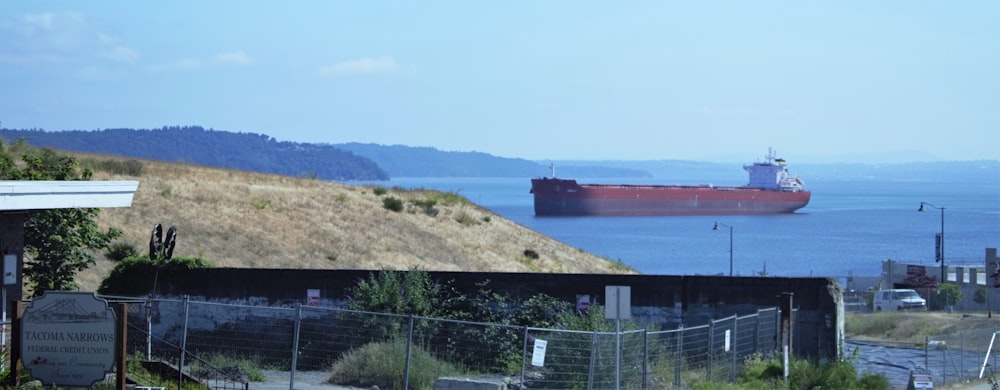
250;370;367;390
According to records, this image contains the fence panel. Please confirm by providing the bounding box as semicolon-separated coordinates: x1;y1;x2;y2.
646;328;680;388
411;317;525;377
296;306;410;372
523;328;606;389
756;307;779;354
133;298;189;363
182;300;298;370
678;324;711;386
707;315;736;383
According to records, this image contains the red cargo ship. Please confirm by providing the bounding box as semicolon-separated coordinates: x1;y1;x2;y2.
531;150;810;216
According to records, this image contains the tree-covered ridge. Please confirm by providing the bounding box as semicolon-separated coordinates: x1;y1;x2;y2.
0;126;389;181
333;142;649;178
334;142;549;178
0;127;653;179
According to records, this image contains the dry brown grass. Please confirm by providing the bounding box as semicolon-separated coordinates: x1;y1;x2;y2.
78;154;635;291
846;311;1000;350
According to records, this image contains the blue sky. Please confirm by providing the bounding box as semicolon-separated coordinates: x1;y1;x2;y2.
1;2;997;163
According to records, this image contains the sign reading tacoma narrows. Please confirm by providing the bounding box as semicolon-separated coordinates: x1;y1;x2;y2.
21;292;117;387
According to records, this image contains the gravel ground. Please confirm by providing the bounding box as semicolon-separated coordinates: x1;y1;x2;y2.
249;370;369;390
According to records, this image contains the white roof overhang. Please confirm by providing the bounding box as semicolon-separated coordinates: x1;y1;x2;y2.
0;180;139;210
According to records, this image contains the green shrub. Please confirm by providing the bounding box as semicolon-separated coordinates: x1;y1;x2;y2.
857;371;891;389
250;198;270;210
372;186;388;196
98;255;214;296
347;269;460;317
931;283;962;310
411;198;438;216
734;356;890;390
105;240;139;261
425;191;468;206
328;338;458;390
454;212;479;226
382;196;403;212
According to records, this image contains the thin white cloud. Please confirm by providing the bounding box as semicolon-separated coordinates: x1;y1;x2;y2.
104;46;140;63
1;12;89;63
149;52;253;72
149;58;202;72
318;56;400;76
1;11;144;69
212;51;254;65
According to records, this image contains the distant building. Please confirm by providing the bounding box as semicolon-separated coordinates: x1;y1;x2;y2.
878;248;1000;310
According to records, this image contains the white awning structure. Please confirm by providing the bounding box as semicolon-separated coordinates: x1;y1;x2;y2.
0;180;139;210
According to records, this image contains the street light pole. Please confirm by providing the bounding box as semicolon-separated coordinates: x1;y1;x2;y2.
714;222;733;276
919;202;945;283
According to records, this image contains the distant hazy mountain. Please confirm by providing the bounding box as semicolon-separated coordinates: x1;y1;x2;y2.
552;159;1000;183
334;142;649;178
1;127;995;183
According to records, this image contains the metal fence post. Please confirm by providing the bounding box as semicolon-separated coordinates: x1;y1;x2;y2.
731;317;738;384
708;320;714;381
290;304;303;390
675;325;683;389
642;329;648;390
941;335;946;385
616;316;622;390
145;295;152;359
179;295;190;390
925;335;929;374
588;331;598;390
521;326;529;386
403;314;414;390
753;309;761;354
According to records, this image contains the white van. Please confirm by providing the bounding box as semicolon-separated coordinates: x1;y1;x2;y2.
873;289;927;311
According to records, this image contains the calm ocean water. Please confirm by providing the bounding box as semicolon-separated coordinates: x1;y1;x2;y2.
357;177;999;279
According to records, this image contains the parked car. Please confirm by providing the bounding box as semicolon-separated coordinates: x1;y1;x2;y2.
873;289;927;311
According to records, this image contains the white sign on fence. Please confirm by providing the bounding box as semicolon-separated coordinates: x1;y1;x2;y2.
604;285;632;320
21;291;117;387
531;339;548;367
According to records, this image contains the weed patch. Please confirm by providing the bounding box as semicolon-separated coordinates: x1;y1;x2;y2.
328;338;458;390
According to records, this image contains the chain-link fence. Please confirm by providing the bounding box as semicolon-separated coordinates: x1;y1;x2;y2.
110;297;781;389
849;327;1000;389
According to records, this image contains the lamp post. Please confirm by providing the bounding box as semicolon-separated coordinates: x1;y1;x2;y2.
713;222;733;276
918;202;945;283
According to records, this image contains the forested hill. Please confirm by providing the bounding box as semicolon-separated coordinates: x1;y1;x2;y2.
0;127;650;179
334;142;547;177
8;127;987;182
0;127;388;181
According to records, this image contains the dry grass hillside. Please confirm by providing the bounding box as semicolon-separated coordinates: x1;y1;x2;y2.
77;154;634;291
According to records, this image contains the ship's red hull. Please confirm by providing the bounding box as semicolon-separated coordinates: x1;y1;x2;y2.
531;178;811;216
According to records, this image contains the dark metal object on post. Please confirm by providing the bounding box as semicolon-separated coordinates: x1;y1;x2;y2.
918;202;945;284
713;222;734;277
